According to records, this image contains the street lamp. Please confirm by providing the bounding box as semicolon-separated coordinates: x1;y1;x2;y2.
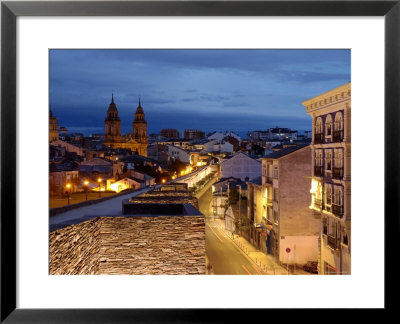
65;183;71;205
84;180;89;200
97;178;102;198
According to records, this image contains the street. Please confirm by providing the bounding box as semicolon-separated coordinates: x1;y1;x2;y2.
198;182;261;275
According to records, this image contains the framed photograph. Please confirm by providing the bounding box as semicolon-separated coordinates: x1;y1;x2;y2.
1;0;398;321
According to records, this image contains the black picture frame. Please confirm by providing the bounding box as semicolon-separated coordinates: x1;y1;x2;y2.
1;0;398;322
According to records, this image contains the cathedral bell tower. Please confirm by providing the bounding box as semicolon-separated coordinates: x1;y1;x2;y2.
49;107;59;142
104;93;122;144
132;98;148;141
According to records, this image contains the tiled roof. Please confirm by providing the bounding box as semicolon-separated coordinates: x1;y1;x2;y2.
264;144;309;159
50;160;80;172
249;176;262;185
81;158;112;166
120;154;160;165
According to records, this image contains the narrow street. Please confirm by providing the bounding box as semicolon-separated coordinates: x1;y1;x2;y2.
198;182;261;275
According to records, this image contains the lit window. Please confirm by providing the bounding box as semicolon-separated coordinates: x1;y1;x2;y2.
325;185;332;205
325;150;332;171
315;117;323;134
334;150;343;168
325;114;332;136
273;166;278;179
333;186;343;206
334;112;343;131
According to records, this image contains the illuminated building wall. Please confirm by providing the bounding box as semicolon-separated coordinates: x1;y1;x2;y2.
261;146;319;265
49;109;59;142
302;82;351;275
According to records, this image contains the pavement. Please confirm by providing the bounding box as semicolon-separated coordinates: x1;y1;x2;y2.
49;187;151;231
196;177;311;275
209;217;287;275
212;217;312;275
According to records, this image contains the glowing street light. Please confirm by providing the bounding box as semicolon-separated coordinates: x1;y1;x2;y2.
84;180;89;200
98;178;102;197
162;179;166;184
65;183;71;205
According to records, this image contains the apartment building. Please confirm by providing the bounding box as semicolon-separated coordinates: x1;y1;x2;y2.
302;82;351;275
259;145;319;266
220;152;261;181
167;145;190;164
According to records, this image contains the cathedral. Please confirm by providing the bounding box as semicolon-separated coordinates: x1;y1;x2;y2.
49;108;59;142
104;94;148;156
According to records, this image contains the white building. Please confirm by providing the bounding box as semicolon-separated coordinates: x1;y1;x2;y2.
168;145;190;163
107;178;141;193
208;131;242;143
129;170;156;187
203;140;233;154
220;152;261;181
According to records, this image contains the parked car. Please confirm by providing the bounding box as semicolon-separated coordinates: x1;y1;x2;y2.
303;261;318;274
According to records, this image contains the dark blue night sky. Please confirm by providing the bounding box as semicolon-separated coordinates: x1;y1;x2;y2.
49;49;350;137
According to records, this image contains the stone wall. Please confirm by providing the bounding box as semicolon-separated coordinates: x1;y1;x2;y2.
50;216;205;275
49;218;101;275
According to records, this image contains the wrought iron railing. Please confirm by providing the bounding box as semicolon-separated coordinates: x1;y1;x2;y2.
333;130;344;142
314;133;323;144
327;235;338;249
332;203;344;217
314;166;323;177
332;167;344;179
314;198;323;209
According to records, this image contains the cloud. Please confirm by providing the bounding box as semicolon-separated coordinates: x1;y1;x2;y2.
50;49;350;136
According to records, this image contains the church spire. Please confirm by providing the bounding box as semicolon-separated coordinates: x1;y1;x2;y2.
138;97;141;107
111;92;114;104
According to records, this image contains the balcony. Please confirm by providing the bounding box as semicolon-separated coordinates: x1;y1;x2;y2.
314;198;323;210
264;197;273;206
324;202;331;213
332;204;344;217
314;166;323;177
332;167;343;179
265;176;273;184
314;133;323;144
327;235;338;250
333;130;344;143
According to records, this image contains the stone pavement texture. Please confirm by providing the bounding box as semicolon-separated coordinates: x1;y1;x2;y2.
213;218;311;275
50;216;206;275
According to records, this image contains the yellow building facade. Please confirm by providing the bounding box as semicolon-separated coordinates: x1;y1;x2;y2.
302;82;351;275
